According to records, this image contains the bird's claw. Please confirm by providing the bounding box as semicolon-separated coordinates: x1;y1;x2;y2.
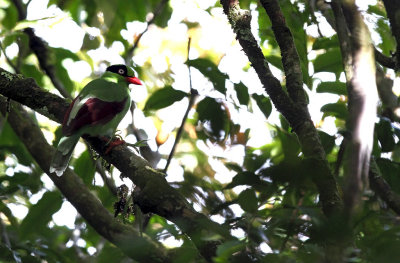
104;137;126;154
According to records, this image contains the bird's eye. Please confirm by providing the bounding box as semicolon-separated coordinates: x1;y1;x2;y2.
118;69;125;75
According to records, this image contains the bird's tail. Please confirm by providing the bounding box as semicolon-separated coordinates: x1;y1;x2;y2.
49;135;80;176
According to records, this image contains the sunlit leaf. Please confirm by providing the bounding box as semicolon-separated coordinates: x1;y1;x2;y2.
226;171;260;189
313;48;343;76
316;81;347;95
252;94;272;118
312;35;339;50
320;102;348;120
2;5;18;30
196;97;229;140
237;189;258;213
21;64;45;87
143;86;187;113
266;55;283;71
367;4;387;17
187;58;227;95
376;18;396;55
234;82;249;106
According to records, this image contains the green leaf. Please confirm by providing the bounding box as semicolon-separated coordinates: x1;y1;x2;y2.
313;48;343;76
81;33;101;50
20;191;63;239
376;118;395;152
376;18;396;55
312;35;339;50
21;64;45;87
260;158;305;185
215;240;246;262
97;243;126;263
196;97;229;140
320;102;348;120
266;55;283;70
318;131;335;154
376;158;400;193
0;200;18;227
276;127;300;159
252;94;272;118
153;2;173;28
53;47;80;61
143;86;187;113
187;58;227;94
226;172;260;189
237;189;258;213
53;48;80;94
368;4;386;17
234;82;249;106
73;150;95;185
2;5;18;30
0;122;33;166
2;31;27;49
316;81;347;95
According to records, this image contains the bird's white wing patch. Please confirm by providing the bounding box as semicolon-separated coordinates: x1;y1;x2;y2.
66;97;90;126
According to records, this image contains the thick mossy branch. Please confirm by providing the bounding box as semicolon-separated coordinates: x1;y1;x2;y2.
220;0;342;217
0;98;170;263
339;0;378;215
0;68;67;121
0;68;233;262
260;0;307;106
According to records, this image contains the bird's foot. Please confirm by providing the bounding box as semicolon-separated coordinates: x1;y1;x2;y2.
101;136;126;154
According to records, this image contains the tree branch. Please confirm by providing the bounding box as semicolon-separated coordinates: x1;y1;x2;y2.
259;0;307;106
220;0;342;217
369;158;400;215
164;38;198;173
382;0;400;70
374;48;396;69
124;0;170;64
11;0;71;98
337;0;379;215
330;0;353;81
0;98;170;263
0;67;234;262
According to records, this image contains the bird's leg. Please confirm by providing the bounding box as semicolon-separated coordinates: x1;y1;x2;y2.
100;135;126;154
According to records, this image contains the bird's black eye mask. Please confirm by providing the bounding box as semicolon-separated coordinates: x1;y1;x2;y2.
106;65;129;77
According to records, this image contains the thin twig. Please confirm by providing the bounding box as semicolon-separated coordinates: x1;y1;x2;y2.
164;38;198;173
11;0;71;98
0;42;19;73
125;0;169;64
126;0;169;165
0;41;20;113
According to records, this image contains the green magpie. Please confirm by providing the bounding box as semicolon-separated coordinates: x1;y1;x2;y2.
49;65;142;176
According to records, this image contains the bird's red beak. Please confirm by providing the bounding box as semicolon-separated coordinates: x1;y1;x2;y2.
126;76;142;85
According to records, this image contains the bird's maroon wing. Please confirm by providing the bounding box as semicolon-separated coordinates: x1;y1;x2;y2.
62;97;127;136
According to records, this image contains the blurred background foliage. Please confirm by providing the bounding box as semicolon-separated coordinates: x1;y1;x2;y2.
0;0;400;262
